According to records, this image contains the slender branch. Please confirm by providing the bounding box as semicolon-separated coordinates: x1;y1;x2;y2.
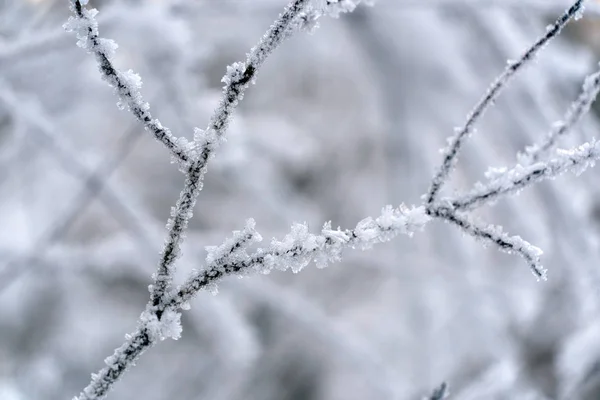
148;0;312;307
428;206;546;279
167;205;429;309
75;326;153;400
449;139;600;211
64;0;190;165
72;218;259;400
522;64;600;164
425;0;585;205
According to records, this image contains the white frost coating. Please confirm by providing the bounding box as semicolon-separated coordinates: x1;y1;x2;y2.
140;309;182;341
434;209;546;280
482;224;544;273
266;205;429;272
169;205;429;308
205;218;262;266
425;0;585;204
452;139;600;210
158;309;182;340
188;128;224;161
310;0;374;19
66;0;599;399
64;1;189;166
575;2;586;20
521;64;600;165
221;62;247;87
483;166;509;180
63;8;99;52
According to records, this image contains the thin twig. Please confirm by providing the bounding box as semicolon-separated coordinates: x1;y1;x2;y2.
428;206;546;279
65;1;190;165
522;64;600;164
425;0;585;205
167;205;429;308
449;139;600;211
148;0;312;307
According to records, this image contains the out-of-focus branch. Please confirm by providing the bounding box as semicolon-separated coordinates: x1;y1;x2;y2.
0;84;158;293
426;382;449;400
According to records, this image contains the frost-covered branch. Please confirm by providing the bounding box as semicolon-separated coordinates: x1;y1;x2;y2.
193;0;311;147
425;0;585;205
167;205;429;309
71;219;259;400
429;114;600;280
71;1;380;398
73;203;426;400
521;63;600;165
74;204;427;400
148;0;313;308
65;0;600;398
428;205;546;279
64;0;190;165
449;139;600;211
304;0;374;22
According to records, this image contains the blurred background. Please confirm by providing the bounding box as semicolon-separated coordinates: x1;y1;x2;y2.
2;0;600;399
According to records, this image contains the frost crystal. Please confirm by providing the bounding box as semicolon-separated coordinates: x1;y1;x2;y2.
140;309;182;341
205;218;261;266
158;309;182;340
221;62;247;87
311;0;373;19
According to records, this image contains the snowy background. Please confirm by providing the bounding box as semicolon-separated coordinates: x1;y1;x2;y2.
2;0;600;399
